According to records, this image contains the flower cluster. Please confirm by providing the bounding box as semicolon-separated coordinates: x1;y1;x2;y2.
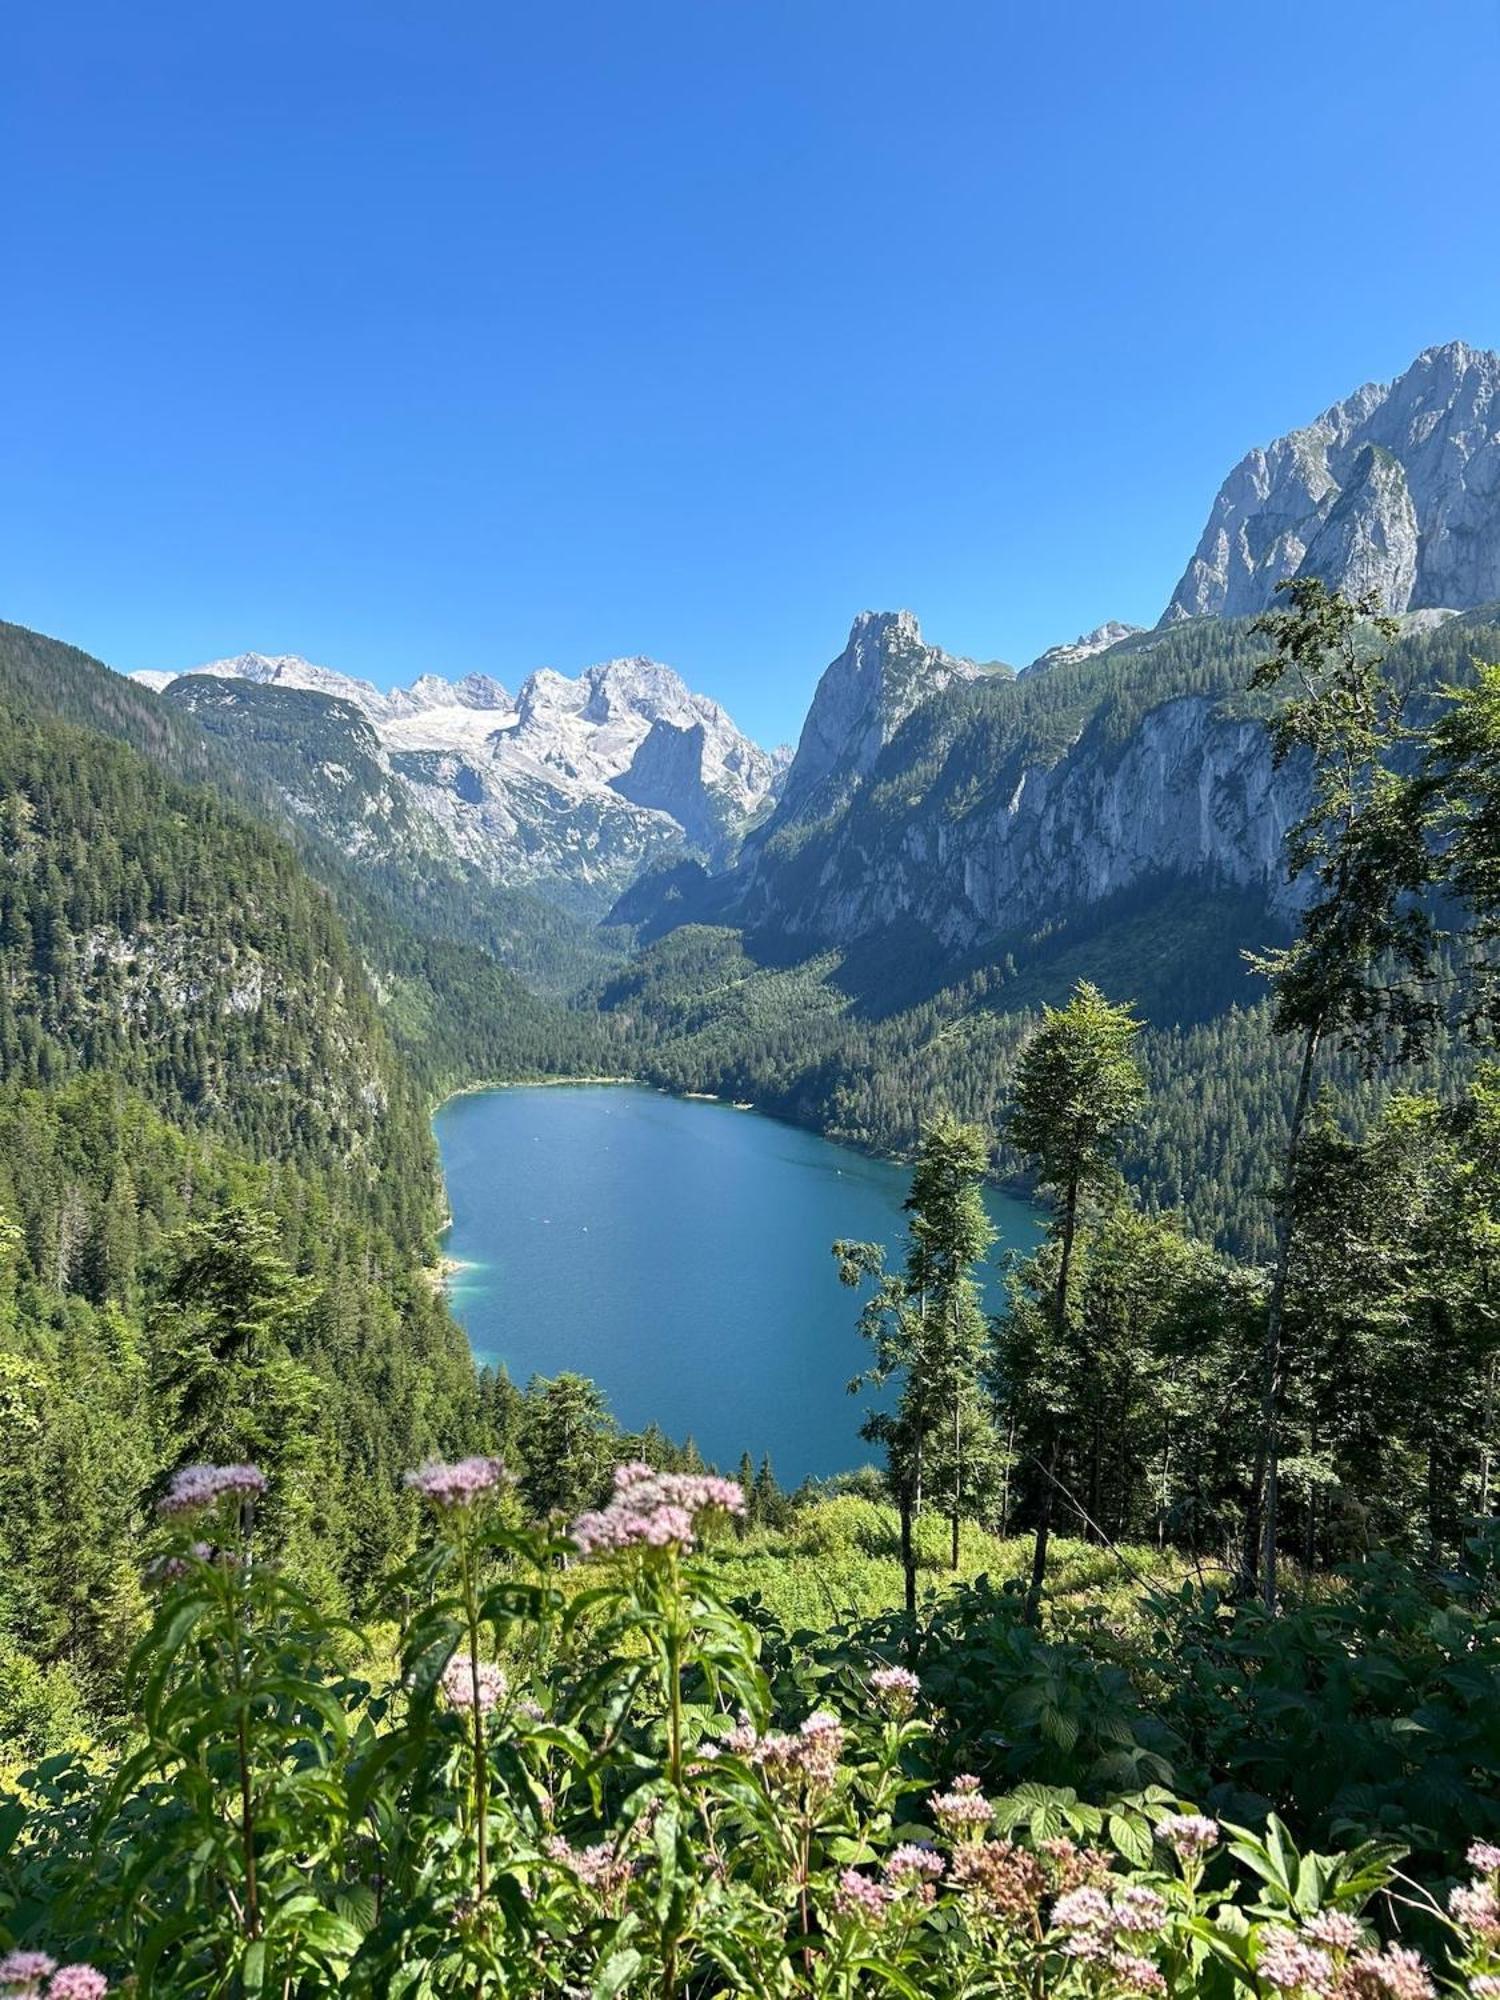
1452;1879;1500;1943
831;1866;891;1925
158;1462;267;1517
1050;1882;1168;1991
949;1838;1045;1921
885;1843;945;1890
569;1463;744;1556
728;1709;846;1802
147;1539;217;1584
439;1656;507;1712
1450;1840;1500;1991
0;1957;108;2000
869;1662;921;1718
404;1456;508;1509
1253;1921;1435;2000
1039;1837;1116;1896
1156;1811;1220;1864
544;1835;634;1906
930;1773;993;1841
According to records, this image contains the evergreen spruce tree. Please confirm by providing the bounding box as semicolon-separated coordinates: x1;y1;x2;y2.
837;1112;998;1617
1004;981;1144;1622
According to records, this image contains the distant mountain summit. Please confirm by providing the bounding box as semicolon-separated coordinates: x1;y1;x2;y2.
763;610;984;834
1164;340;1500;621
132;651;780;915
1023;621;1144;676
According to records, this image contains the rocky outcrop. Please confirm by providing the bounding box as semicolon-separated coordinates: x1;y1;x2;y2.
745;693;1305;951
1023;621;1144;676
764;611;982;833
1165;341;1500;620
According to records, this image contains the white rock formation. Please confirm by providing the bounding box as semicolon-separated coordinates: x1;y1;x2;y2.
1165;341;1500;621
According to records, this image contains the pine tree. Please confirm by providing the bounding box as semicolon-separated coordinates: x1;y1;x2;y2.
1004;981;1145;1621
837;1113;998;1617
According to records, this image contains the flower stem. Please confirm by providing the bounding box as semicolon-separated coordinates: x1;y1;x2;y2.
461;1539;489;1904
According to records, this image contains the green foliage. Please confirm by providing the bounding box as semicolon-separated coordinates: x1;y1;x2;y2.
4;1465;1483;1998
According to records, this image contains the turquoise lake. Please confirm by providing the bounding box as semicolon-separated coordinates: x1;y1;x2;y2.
434;1083;1040;1482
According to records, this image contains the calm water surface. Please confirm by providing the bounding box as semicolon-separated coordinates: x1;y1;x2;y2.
434;1084;1040;1482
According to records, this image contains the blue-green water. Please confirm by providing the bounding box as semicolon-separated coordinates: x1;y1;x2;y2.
434;1084;1040;1482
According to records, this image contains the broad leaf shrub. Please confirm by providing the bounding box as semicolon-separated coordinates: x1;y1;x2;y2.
1;1463;1495;1996
1144;1533;1500;1865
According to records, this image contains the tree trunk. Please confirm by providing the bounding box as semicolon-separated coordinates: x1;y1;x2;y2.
1025;1436;1060;1626
1026;1176;1079;1626
950;1392;962;1570
1247;1018;1321;1613
900;1486;917;1623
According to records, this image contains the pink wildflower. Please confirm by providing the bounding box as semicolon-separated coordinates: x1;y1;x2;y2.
885;1843;945;1886
1157;1811;1220;1862
743;1710;844;1800
950;1839;1045;1920
869;1664;921;1716
544;1835;633;1902
47;1973;109;2000
1257;1926;1333;1996
1302;1911;1363;1954
0;1955;57;1995
569;1465;744;1557
1052;1885;1114;1933
1112;1885;1168;1934
438;1656;506;1712
158;1463;267;1516
1450;1881;1500;1943
796;1710;844;1786
931;1777;993;1839
1470;1841;1500;1878
404;1457;508;1508
832;1867;890;1924
1344;1945;1434;2000
1110;1952;1167;1995
1468;1979;1500;1999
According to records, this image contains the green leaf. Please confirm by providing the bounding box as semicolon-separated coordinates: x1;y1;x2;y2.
591;1948;643;1998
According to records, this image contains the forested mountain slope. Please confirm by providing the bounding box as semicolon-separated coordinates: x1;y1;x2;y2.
0;640;501;1733
600;607;1500;1255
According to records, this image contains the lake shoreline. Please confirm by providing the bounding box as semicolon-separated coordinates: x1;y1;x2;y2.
430;1070;1033;1195
428;1082;1041;1480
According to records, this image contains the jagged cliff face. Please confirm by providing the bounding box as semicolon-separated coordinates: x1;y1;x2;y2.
1165;341;1500;621
760;610;984;834
748;691;1305;950
664;605;1500;960
135;651;780;914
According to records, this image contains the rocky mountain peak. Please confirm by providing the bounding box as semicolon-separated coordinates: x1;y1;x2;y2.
766;610;982;833
130;641;779;912
1164;341;1500;621
1023;620;1145;676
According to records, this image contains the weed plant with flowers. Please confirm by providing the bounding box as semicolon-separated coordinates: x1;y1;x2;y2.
1;1461;1496;1998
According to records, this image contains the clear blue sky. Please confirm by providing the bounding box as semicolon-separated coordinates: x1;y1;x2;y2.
5;1;1499;744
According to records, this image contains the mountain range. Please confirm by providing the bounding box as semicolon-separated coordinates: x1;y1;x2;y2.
135;650;789;917
122;342;1500;943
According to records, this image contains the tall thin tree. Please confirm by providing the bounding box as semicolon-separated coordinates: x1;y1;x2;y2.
1243;577;1437;1609
1004;980;1145;1623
